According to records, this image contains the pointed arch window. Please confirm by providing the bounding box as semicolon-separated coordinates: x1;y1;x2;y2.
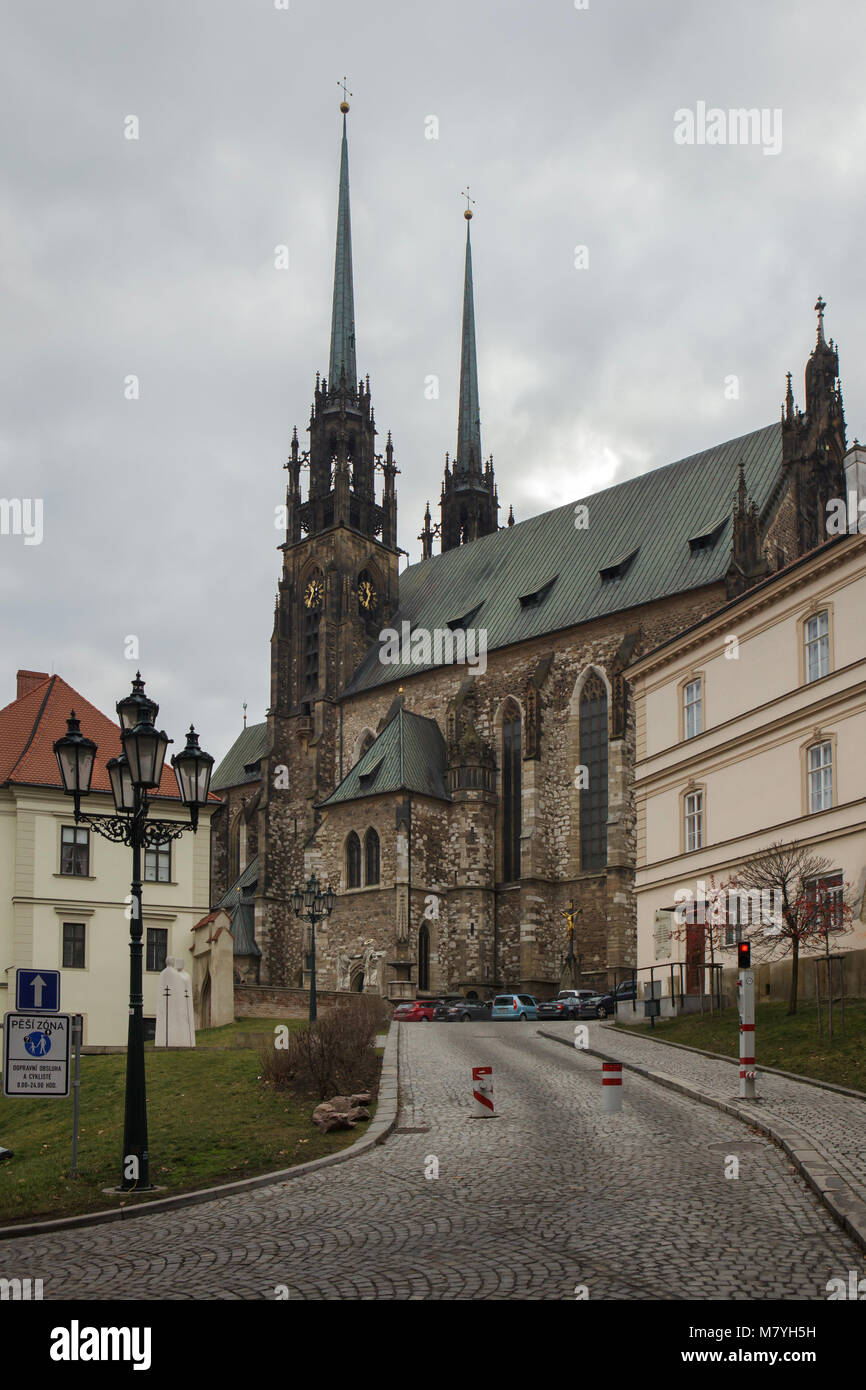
502;701;522;882
418;922;430;992
579;671;608;871
346;831;362;889
365;828;380;886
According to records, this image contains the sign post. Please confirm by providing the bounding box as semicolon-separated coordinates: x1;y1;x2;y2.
69;1014;83;1177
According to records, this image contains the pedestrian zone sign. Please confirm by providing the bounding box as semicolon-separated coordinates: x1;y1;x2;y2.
2;1012;71;1097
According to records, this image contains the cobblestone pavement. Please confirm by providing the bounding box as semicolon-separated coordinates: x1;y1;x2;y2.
577;1018;866;1205
1;1024;862;1301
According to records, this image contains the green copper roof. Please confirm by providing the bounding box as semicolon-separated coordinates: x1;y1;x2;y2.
344;421;784;696
328;113;357;388
211;722;268;791
455;219;482;474
319;702;450;806
216;856;261;957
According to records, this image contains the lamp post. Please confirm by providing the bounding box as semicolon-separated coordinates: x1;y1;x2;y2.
53;673;213;1191
291;874;336;1022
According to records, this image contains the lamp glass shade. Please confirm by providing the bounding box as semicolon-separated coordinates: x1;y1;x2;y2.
123;723;170;789
107;754;136;813
116;673;158;732
291;889;304;914
303;875;318;910
171;726;215;806
323;886;336;915
53;712;97;797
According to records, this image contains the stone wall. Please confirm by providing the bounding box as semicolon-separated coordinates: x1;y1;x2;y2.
234;984;375;1019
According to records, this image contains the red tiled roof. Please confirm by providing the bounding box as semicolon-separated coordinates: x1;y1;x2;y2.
0;672;219;802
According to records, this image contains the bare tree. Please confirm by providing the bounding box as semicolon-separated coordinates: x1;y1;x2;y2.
733;841;854;1016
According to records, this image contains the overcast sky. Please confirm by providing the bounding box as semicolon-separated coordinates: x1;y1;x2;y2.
2;0;864;765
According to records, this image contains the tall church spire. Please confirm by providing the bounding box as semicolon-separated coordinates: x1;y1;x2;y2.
438;201;504;552
456;210;482;475
328;101;356;389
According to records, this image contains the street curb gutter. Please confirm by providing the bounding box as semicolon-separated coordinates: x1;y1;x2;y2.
537;1028;866;1256
0;1022;400;1243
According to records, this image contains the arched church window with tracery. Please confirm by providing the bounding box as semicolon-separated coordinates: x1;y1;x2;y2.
418;922;430;992
365;828;380;886
579;671;608;871
346;831;362;889
502;700;522;882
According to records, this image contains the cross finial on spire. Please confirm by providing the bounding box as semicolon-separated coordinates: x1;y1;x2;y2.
815;295;827;342
338;75;352;112
460;184;476;220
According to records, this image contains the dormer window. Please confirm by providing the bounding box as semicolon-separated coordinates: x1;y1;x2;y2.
519;576;557;608
599;549;639;583
447;603;484;631
688;518;727;552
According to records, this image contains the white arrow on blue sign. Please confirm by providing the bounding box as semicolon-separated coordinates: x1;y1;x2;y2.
15;969;61;1013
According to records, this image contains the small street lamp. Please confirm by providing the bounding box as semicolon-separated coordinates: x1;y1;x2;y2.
290;873;336;1022
53;673;213;1192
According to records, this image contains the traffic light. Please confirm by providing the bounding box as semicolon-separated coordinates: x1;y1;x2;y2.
737;940;751;969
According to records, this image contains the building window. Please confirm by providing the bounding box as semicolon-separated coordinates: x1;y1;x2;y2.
684;789;704;852
579;673;608;871
805;872;844;933
804;610;830;683
146;928;168;973
683;678;703;739
60;825;89;876
502;702;522;881
365;829;380;886
62;922;86;969
418;922;430;992
144;840;171;883
346;831;362;889
807;741;833;812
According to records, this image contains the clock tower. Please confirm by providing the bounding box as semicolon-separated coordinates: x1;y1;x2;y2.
259;98;400;983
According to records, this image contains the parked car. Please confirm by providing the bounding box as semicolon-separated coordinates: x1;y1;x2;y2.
432;995;469;1019
393;1000;436;1022
576;979;638;1020
537;996;581;1020
440;998;492;1022
491;993;537;1021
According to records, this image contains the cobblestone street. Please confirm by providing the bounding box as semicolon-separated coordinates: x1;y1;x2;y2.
1;1023;862;1301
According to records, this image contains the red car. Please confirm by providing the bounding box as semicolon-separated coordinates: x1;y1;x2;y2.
392;1000;435;1022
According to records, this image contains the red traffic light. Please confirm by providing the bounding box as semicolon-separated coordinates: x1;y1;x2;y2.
737;941;751;969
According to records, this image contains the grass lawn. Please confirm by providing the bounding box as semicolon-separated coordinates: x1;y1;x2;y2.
0;1019;377;1227
615;997;866;1092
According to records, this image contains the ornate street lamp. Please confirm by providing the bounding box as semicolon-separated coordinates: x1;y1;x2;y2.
290;874;336;1022
53;674;213;1192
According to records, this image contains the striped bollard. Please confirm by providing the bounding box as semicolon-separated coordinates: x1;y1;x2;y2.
602;1061;623;1113
472;1065;494;1117
738;967;757;1100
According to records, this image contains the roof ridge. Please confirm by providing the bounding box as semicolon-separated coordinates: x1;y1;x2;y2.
9;674;56;781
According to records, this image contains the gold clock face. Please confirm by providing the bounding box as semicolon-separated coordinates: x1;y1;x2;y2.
358;578;377;611
304;577;324;609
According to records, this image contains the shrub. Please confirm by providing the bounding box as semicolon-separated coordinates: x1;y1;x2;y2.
261;996;389;1099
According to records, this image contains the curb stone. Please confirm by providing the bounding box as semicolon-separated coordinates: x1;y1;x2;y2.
0;1021;400;1242
607;1021;866;1102
537;1026;866;1255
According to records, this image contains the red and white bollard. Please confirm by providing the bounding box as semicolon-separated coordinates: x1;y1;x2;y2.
472;1065;494;1116
601;1061;623;1113
738;966;757;1100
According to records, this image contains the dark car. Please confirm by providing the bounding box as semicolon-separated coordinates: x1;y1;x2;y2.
578;979;638;1019
537;997;581;1020
440;998;492;1022
433;995;471;1020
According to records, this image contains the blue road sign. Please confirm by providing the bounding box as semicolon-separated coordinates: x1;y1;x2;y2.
15;969;61;1013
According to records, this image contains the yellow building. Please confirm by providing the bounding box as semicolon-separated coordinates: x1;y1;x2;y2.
0;671;217;1047
628;527;866;1010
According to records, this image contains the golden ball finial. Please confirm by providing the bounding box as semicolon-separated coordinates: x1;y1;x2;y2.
464;208;473;220
340;101;350;113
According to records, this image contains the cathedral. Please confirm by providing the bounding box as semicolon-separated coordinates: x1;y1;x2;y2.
209;102;848;1000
